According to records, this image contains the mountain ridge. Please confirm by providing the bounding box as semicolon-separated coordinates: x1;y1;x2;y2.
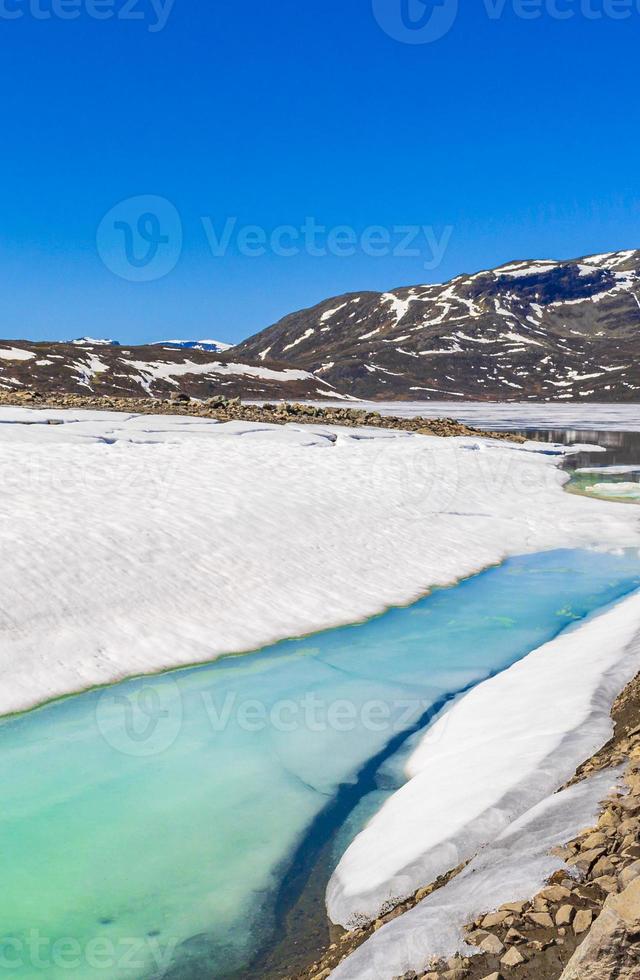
236;248;640;401
0;340;339;401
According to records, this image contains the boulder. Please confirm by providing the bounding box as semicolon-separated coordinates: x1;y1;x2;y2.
526;911;554;928
573;909;594;934
556;905;575;927
591;855;616;878
479;934;505;956
500;946;526;967
560;878;640;978
619;860;640;889
540;885;571;903
482;911;510;928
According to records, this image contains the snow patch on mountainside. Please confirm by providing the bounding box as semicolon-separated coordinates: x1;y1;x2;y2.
0;347;36;361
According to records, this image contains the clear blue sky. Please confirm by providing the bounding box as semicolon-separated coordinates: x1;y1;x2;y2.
1;0;638;345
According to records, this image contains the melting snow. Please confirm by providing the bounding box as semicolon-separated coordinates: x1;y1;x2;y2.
0;348;35;361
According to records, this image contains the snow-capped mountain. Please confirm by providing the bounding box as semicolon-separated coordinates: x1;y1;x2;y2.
71;337;120;346
0;340;337;401
237;249;640;401
153;339;234;353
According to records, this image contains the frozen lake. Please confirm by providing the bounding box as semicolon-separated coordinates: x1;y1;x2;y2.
311;401;640;432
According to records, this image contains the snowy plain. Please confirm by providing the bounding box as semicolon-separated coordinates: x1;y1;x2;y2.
1;404;640;717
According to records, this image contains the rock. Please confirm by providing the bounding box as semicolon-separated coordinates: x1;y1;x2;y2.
479;934;505;956
415;885;432;903
526;911;554;928
499;900;527;914
598;810;620;829
540;884;572;902
591;856;616;878
482;910;510;928
568;847;607;874
531;895;549;912
619;860;640;889
527;938;555;952
618;817;639;836
573;882;605;903
480;975;502;980
556;904;575;927
504;928;525;943
581;832;608;850
573;909;594;934
501;946;526;967
559;878;640;978
380;908;403;925
593;875;619;895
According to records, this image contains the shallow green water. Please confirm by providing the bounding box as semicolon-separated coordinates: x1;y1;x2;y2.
1;549;640;978
568;467;640;503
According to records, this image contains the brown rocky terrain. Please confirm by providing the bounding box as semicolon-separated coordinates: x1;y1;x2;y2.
0;339;339;401
291;674;640;980
0;389;525;442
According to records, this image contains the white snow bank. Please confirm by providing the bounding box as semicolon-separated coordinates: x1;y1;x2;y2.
330;768;623;980
0;407;638;716
327;591;640;928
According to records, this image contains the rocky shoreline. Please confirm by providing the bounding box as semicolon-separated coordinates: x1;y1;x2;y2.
293;673;640;980
0;390;525;442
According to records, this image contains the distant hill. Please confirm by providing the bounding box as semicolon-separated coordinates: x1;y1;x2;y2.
0;339;339;401
236;249;640;402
